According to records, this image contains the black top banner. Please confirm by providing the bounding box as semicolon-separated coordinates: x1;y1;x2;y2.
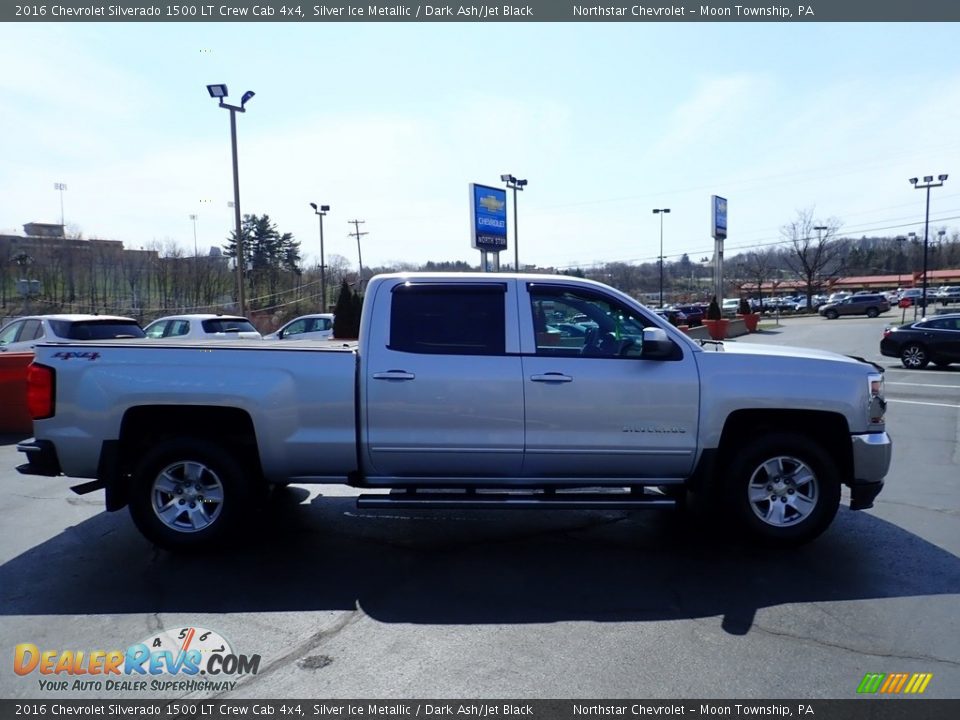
3;0;960;22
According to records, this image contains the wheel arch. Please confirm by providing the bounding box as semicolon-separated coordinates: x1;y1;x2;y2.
109;405;262;510
714;409;853;485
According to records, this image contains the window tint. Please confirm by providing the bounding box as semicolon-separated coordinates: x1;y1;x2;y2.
528;285;649;358
167;320;190;337
201;318;257;334
390;284;506;355
924;318;960;331
50;320;145;340
22;319;43;340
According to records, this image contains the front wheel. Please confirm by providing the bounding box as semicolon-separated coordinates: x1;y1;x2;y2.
900;344;928;369
725;433;840;545
824;309;838;320
128;439;253;550
866;307;879;318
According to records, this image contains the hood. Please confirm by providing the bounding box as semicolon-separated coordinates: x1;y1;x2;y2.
704;341;867;366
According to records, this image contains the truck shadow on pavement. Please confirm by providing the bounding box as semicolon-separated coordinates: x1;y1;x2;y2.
1;489;958;636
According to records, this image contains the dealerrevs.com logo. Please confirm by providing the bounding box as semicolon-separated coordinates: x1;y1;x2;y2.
14;627;261;693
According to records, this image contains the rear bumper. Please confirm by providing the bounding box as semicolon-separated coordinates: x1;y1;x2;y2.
16;438;62;477
848;432;891;510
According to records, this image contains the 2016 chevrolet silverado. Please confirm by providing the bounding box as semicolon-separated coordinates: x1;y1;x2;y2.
17;273;891;549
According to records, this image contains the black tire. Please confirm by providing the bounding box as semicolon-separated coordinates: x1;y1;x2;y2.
900;343;929;369
128;438;253;550
866;307;879;318
724;433;840;545
824;309;838;320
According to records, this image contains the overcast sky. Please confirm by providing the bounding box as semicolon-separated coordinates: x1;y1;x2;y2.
2;22;958;271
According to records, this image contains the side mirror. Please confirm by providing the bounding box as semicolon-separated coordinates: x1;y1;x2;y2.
641;327;675;359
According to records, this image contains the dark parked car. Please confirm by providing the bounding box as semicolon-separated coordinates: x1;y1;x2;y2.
671;304;704;327
819;294;890;319
880;314;960;369
653;308;688;327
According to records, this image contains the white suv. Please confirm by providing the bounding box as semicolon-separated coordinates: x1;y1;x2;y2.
0;314;144;353
143;314;261;340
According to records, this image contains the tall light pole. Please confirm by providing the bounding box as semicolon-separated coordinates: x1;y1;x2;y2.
895;236;906;288
909;174;948;311
189;214;199;257
501;174;528;271
207;83;255;316
652;208;670;307
53;182;67;231
310;203;330;311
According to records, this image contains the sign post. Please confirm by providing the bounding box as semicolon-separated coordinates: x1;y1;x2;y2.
469;183;508;271
711;195;728;302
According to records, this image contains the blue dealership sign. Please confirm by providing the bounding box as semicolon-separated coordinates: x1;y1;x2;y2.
470;183;508;252
712;195;728;240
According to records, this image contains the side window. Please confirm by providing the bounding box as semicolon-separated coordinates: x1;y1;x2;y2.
528;285;648;358
390;284;506;355
145;321;167;339
168;320;189;337
285;319;307;337
22;319;43;340
0;321;24;345
319;318;332;331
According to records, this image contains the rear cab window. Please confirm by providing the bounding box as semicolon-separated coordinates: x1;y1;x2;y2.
389;283;506;355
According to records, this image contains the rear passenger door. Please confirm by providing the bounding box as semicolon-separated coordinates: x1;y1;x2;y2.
363;280;525;479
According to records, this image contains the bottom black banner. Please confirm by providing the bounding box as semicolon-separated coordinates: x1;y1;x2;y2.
1;700;958;720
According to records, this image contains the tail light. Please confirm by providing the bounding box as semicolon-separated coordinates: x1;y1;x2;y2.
882;326;892;339
867;372;885;424
26;364;55;420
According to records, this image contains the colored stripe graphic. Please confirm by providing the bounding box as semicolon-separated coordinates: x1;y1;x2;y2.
858;673;932;694
857;673;885;693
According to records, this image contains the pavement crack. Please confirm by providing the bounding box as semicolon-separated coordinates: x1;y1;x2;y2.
749;621;960;667
877;499;960;517
187;606;365;699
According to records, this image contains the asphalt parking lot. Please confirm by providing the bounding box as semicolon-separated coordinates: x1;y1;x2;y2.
1;313;958;701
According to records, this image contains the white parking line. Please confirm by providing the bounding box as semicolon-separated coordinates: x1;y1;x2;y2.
886;398;960;409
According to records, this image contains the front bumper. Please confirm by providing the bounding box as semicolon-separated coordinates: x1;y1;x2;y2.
849;432;891;510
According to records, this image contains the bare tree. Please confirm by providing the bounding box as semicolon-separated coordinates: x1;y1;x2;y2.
781;208;844;308
739;250;776;310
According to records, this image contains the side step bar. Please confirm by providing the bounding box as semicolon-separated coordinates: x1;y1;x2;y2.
357;489;676;511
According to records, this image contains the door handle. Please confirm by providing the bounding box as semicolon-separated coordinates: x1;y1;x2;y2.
530;373;573;383
372;370;416;380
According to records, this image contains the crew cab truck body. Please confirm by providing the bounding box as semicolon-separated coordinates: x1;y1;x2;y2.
17;273;892;549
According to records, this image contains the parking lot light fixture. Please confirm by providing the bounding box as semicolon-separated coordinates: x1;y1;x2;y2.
501;174;528;271
909;174;949;311
653;208;671;307
310;203;331;311
208;82;255;316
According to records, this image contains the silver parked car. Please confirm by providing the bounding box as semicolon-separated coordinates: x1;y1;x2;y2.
0;314;144;353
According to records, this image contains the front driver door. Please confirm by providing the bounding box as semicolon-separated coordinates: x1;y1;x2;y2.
521;282;700;480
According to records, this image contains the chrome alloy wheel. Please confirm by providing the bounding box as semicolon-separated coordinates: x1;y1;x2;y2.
747;455;819;528
151;461;225;533
901;344;927;369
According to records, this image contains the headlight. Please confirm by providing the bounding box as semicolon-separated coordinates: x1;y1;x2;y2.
867;372;886;424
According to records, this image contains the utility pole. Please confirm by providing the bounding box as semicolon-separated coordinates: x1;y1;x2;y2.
348;220;368;292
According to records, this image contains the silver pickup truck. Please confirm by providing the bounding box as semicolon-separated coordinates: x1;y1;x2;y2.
17;272;891;549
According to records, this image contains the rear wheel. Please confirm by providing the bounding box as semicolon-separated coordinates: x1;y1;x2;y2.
900;344;928;369
129;439;253;550
725;433;840;545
